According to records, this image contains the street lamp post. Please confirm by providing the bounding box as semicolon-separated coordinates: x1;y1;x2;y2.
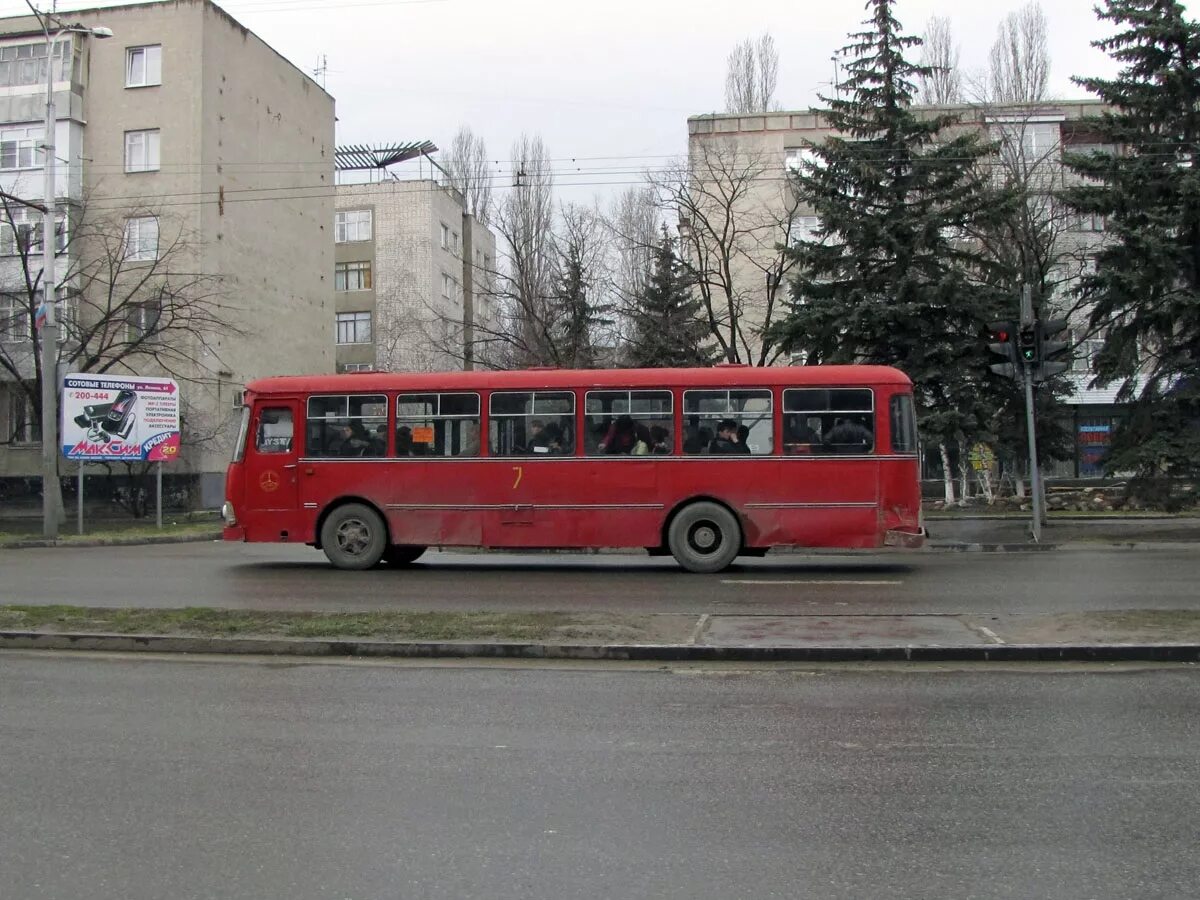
35;17;111;538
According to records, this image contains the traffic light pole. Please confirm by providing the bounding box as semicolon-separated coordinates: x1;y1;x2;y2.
1022;360;1043;543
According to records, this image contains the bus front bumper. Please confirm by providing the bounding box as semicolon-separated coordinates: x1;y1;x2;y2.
884;527;926;549
223;525;247;542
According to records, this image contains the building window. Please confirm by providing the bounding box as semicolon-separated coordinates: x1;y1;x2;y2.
451;230;460;254
0;41;71;89
0;295;25;341
441;272;458;300
335;261;372;292
440;222;449;250
335;209;372;243
336;311;371;344
128;300;161;340
0;125;42;170
2;208;68;255
123;216;158;261
1072;211;1107;232
341;362;373;372
125;45;162;88
124;129;160;173
5;384;35;444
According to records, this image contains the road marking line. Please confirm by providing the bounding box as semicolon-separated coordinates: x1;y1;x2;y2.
721;579;902;586
689;614;711;645
978;626;1006;645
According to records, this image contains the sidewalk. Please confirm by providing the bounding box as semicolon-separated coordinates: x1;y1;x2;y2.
925;514;1200;548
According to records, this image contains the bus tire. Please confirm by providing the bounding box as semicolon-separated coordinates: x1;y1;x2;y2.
667;502;742;574
383;544;426;567
320;503;387;570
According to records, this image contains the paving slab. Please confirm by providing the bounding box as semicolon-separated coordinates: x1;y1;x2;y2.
701;614;988;648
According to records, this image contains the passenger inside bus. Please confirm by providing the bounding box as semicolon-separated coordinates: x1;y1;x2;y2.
824;416;873;454
708;419;750;454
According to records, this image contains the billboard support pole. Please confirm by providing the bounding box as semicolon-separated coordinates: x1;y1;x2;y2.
156;461;163;529
77;463;84;535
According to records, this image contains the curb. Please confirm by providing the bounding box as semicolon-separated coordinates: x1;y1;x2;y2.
3;631;1200;663
929;541;1056;552
0;531;222;550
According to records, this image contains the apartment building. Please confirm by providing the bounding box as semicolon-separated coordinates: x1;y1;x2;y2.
333;177;496;373
686;99;1120;475
0;0;334;504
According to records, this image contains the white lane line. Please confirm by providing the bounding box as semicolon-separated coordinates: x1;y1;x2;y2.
978;626;1006;645
689;614;711;645
722;579;903;586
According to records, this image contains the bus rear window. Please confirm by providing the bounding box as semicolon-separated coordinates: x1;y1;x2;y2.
890;394;918;453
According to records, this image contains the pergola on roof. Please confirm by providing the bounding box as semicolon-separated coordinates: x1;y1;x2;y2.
334;142;437;172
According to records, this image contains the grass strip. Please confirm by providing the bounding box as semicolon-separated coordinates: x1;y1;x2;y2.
0;522;221;545
0;605;659;643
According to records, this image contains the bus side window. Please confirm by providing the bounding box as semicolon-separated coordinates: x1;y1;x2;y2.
256;407;294;454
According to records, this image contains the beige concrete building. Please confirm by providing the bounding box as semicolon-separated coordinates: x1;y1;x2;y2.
685;100;1109;363
333;178;496;373
0;0;334;504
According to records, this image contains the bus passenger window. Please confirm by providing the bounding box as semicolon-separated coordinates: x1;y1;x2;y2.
306;394;387;458
396;392;481;457
783;389;875;455
255;408;293;454
489;391;574;456
584;390;673;456
682;389;772;455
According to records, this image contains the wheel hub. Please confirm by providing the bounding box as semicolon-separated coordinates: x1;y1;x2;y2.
691;523;719;553
336;518;371;555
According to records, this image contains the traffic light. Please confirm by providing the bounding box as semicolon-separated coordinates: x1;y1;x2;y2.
986;320;1019;380
1017;325;1039;363
1036;318;1071;381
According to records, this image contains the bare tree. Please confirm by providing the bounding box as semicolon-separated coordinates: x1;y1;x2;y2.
443;125;493;225
987;2;1050;103
0;192;231;452
724;34;780;114
464;134;557;368
603;186;661;350
649;140;801;365
919;15;963;105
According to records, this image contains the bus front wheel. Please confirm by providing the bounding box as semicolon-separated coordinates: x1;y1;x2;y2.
383;544;426;567
667;502;742;574
320;503;387;570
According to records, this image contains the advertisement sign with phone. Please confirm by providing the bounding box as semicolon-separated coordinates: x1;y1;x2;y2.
61;373;181;462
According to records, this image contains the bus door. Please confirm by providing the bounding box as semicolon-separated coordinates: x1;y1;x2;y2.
244;400;301;526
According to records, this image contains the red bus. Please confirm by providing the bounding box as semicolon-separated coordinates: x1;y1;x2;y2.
222;365;924;572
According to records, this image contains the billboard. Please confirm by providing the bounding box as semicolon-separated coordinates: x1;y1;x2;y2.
61;373;181;462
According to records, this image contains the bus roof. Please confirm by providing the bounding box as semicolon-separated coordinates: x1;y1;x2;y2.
244;365;911;397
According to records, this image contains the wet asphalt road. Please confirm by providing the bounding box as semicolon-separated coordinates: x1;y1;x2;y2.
1;653;1197;900
2;540;1199;616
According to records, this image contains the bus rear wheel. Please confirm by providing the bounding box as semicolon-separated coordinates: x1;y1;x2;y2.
383;544;426;567
667;502;742;574
320;503;387;570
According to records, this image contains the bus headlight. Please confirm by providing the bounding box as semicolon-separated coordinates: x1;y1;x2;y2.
222;501;237;526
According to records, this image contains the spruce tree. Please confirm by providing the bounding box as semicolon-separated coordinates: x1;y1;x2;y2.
771;0;1007;463
626;228;714;368
1062;0;1200;483
550;242;607;369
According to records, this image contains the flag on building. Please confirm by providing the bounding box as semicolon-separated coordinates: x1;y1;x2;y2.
34;301;47;331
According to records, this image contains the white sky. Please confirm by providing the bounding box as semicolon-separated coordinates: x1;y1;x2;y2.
5;0;1195;204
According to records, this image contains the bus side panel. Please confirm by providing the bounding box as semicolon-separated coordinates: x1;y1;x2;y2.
739;458;881;549
878;457;922;537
